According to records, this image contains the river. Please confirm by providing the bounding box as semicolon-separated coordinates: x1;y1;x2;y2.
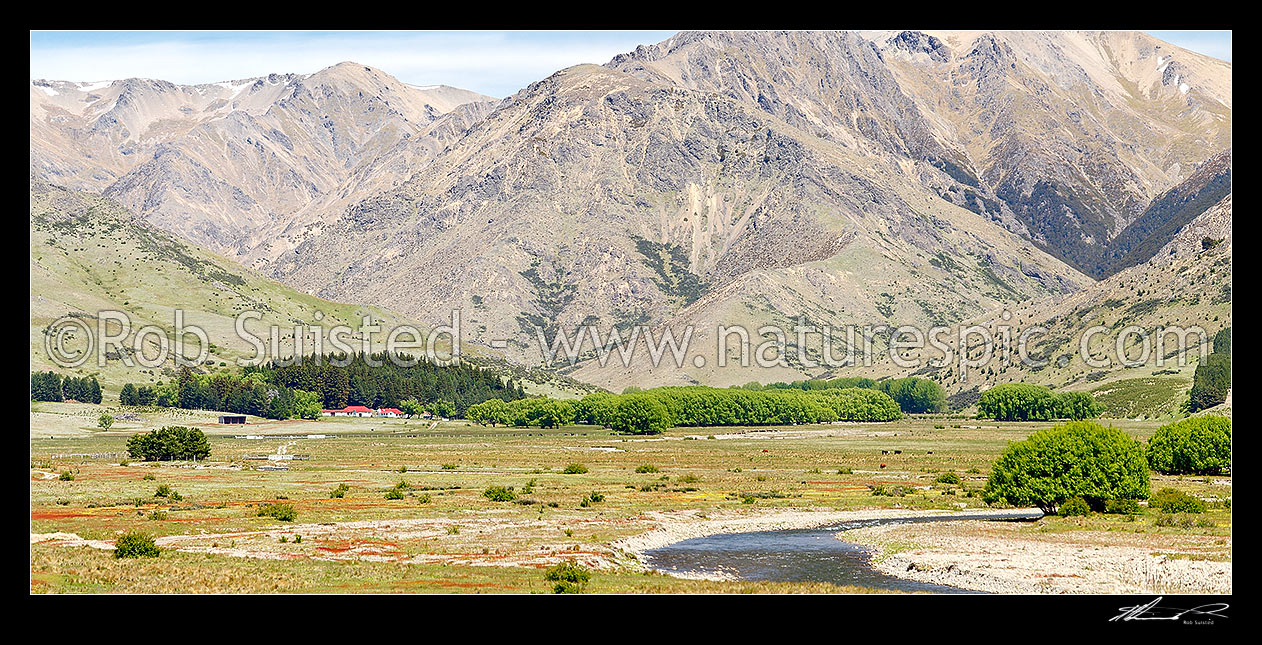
641;511;1044;593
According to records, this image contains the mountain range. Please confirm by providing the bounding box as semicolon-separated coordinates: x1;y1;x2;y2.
30;30;1231;396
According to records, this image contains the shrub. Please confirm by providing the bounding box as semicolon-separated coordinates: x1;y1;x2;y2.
58;471;75;481
1058;496;1091;517
126;426;211;461
635;464;660;473
934;472;962;485
984;421;1149;514
330;483;350;498
98;413;114;429
114;531;161;559
562;463;588;474
384;488;405;500
257;502;296;522
544;561;591;594
1147;417;1231;475
1104;498;1142;515
482;486;517;502
1150;488;1206;514
153;484;182;501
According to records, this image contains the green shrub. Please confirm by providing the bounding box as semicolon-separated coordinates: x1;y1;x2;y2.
153;484;182;501
1150;488;1206;514
1147;417;1231;475
482;486;517;502
635;464;660;473
562;463;588;474
384;488;405;500
1058;497;1091;517
58;471;75;481
330;483;350;498
544;561;591;594
1104;498;1142;515
984;421;1149;514
934;472;962;485
114;531;161;558
257;502;296;522
126;426;210;461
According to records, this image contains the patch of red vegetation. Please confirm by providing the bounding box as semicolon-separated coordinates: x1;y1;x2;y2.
31;510;95;520
397;580;515;590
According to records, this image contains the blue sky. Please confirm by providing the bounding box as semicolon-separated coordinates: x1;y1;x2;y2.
30;30;1230;98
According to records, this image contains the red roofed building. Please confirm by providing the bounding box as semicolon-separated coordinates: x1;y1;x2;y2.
376;408;404;418
322;405;374;417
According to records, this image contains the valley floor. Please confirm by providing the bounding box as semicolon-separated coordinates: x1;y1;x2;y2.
29;403;1231;594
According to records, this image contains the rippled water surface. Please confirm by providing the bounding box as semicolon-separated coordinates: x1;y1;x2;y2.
643;513;1043;593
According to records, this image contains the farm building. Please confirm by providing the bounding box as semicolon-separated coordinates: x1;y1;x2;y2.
218;415;247;424
321;405;375;417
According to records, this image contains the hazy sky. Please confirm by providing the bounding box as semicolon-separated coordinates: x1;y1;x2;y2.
30;30;1230;98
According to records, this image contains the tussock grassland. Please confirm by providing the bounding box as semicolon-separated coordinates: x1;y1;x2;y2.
30;403;1229;593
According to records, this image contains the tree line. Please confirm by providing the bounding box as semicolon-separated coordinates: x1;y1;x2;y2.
256;352;526;415
1187;327;1230;412
755;376;947;413
467;385;904;434
118;353;525;421
976;383;1103;421
31;371;102;404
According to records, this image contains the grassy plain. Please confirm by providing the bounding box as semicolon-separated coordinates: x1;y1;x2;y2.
30;402;1230;593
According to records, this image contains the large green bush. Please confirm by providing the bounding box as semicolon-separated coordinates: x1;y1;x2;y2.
1146;416;1231;475
1150;488;1207;514
984;421;1149;514
126;426;211;461
114;531;161;558
977;384;1103;421
544;561;591;594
